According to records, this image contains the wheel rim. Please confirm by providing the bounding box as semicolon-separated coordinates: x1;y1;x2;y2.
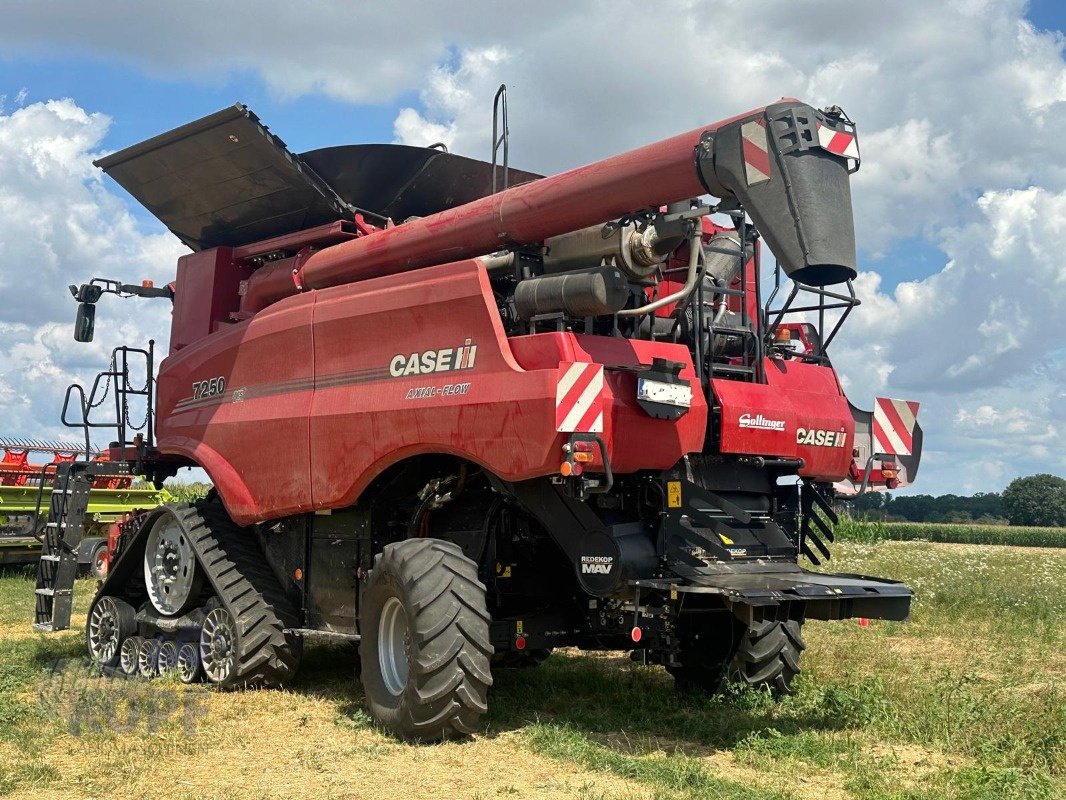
92;546;109;579
87;597;122;664
378;596;410;696
137;638;158;677
157;641;179;675
120;636;143;675
200;608;237;684
177;641;201;683
144;513;197;616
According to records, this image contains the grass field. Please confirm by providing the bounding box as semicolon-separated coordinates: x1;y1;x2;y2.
1;540;1063;800
834;518;1066;548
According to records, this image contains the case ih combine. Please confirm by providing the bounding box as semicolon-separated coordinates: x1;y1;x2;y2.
36;96;922;739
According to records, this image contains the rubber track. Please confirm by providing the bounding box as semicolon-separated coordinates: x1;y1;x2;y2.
731;619;805;695
171;500;301;688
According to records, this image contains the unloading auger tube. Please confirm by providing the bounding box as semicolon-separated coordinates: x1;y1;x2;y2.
294;100;858;290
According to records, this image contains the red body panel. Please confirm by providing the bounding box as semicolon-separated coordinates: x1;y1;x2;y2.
170;248;249;353
156;297;316;522
156;260;710;525
713;358;854;480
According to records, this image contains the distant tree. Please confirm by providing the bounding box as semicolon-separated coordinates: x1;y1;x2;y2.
1001;474;1066;527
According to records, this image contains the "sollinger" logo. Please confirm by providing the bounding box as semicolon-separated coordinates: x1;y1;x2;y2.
738;412;786;432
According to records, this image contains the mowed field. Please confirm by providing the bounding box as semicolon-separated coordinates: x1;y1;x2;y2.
1;540;1063;800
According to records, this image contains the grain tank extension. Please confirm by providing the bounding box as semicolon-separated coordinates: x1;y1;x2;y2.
39;99;922;740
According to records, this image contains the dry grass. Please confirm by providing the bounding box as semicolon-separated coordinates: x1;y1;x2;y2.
1;540;1064;800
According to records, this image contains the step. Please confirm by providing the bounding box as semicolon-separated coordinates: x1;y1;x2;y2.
34;587;71;597
40;554;60;562
32;622;55;633
709;325;754;337
711;364;756;376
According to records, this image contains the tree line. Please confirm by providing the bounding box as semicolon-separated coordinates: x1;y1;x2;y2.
844;473;1066;527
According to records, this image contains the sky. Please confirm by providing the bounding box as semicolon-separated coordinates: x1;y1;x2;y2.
0;0;1063;496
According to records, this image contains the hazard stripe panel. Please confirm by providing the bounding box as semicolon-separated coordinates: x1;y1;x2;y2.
740;119;771;186
556;362;604;433
872;397;920;456
816;122;860;159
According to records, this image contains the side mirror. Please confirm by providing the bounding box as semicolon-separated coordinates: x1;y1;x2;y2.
74;303;96;342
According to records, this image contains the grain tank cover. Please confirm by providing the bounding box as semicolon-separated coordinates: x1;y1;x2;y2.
94;104;542;253
301;145;542;223
94;104;353;252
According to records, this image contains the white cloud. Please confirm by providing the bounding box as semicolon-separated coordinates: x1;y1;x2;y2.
1;0;1064;494
0;100;184;443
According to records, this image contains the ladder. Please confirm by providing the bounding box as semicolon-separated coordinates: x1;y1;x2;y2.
33;462;94;632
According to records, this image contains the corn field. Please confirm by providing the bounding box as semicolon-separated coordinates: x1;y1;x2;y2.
833;516;1065;548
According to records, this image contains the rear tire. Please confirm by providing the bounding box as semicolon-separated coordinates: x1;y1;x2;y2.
729;619;805;695
360;538;493;741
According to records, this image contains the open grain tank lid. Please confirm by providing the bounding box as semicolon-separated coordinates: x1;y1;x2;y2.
94;104;542;252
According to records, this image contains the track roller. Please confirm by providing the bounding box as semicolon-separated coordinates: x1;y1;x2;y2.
120;636;145;676
86;596;135;669
177;641;202;683
157;640;179;676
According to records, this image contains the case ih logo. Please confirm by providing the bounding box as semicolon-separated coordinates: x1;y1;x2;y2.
738;413;786;432
389;339;477;377
797;428;847;448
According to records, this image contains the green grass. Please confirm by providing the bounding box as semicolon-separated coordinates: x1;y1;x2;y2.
0;541;1064;799
834;517;1066;548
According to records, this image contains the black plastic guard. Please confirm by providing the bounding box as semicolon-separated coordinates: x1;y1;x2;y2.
699;101;858;286
95;105;352;252
635;565;912;622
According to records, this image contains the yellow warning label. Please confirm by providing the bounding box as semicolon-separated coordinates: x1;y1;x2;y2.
516;620;524;634
667;481;682;508
718;533;735;545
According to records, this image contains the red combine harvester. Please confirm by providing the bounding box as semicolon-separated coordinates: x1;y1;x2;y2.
38;97;921;739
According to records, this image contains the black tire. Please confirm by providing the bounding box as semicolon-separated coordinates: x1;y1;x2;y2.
89;540;109;580
729;619;805;695
360;538;492;741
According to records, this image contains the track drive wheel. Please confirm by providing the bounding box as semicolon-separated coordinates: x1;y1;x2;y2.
360;538;493;741
729;619;805;695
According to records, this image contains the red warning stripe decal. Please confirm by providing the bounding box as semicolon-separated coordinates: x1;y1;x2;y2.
872;397;919;456
816;122;860;159
741;119;771;185
556;362;604;433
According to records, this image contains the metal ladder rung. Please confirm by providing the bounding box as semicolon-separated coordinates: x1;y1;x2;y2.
711;364;756;375
40;554;60;563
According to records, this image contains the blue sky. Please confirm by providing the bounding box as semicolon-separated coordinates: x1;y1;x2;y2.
0;1;1064;497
